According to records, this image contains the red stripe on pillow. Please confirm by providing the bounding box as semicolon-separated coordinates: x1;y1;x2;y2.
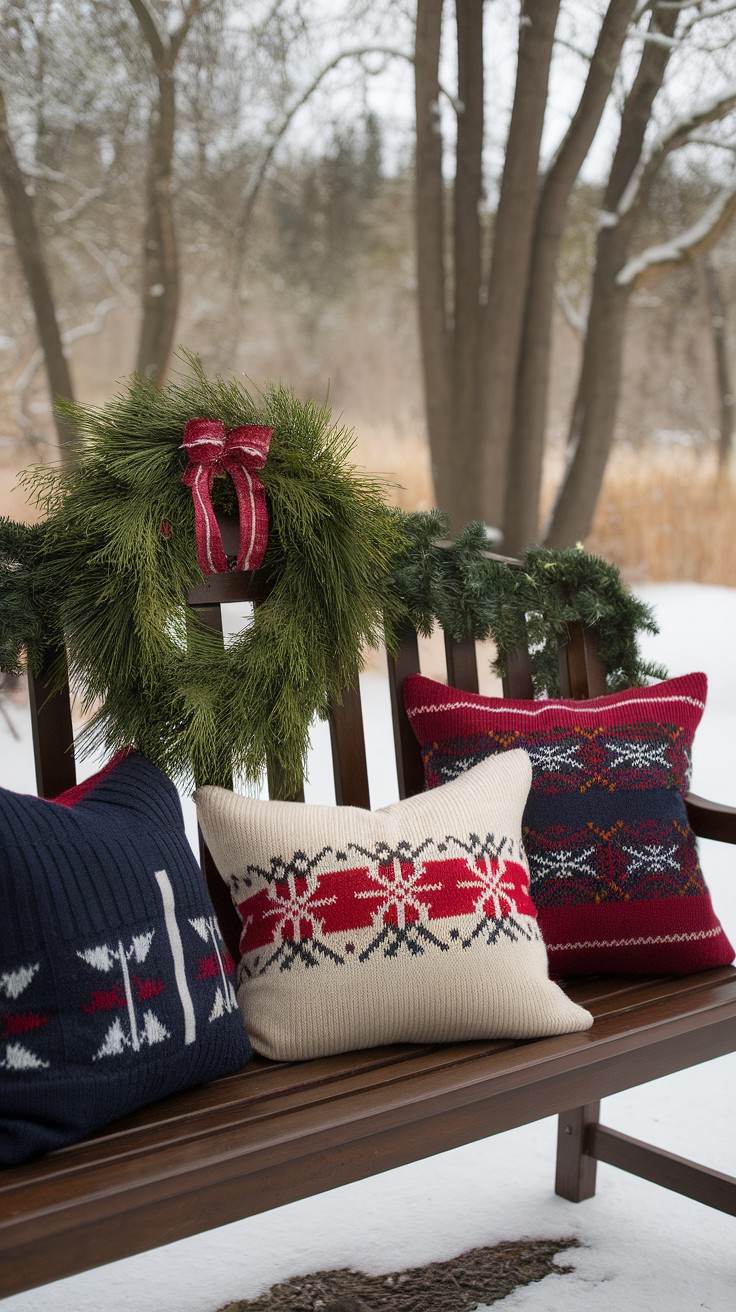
52;750;132;808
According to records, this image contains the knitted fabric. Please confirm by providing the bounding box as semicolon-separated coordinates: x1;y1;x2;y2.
195;753;592;1061
0;753;252;1167
403;672;734;976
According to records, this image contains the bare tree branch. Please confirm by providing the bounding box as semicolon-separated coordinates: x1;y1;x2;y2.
704;254;735;466
12;298;118;438
187;188;238;234
52;187;105;226
617;180;736;286
128;0;166;65
636;25;736;53
684;1;736;21
170;0;205;59
67;232;132;298
234;43;413;253
0;78;76;460
126;0;206;381
688;133;736;149
615;81;736;219
656;0;736;18
19;162;70;185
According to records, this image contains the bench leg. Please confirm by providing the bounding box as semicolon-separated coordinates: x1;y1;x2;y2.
555;1102;601;1202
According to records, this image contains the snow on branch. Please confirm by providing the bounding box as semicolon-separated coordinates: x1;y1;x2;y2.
554;283;587;338
617;181;736;287
661;82;736;147
688;134;736;150
20;166;103;200
655;1;736;18
12;299;118;438
617;81;736;218
642;30;736;53
684;1;736;22
635;30;682;50
634;3;736;48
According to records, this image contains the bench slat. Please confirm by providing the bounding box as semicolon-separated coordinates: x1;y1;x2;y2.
502;645;534;699
27;645;76;800
387;627;424;800
559;621;607;699
564;965;736;1011
329;676;371;808
443;634;479;693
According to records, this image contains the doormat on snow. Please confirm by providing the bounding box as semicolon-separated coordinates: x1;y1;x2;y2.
218;1235;580;1311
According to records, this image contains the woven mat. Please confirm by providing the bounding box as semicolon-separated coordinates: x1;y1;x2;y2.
218;1236;580;1311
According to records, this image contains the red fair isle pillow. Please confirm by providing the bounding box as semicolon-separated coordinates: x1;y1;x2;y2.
403;671;734;977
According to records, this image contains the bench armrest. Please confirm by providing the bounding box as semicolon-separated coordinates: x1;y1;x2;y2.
686;793;736;845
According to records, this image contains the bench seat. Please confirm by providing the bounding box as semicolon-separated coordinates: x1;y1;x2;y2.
2;966;735;1297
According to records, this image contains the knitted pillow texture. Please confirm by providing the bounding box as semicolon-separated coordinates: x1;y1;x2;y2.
403;672;734;977
0;752;252;1167
195;752;592;1061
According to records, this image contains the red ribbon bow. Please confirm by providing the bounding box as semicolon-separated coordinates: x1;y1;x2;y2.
181;418;273;574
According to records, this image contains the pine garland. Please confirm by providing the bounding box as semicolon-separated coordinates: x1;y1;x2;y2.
388;513;666;693
0;362;664;795
0;519;61;676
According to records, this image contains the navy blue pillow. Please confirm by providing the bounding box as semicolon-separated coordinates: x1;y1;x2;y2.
0;752;252;1166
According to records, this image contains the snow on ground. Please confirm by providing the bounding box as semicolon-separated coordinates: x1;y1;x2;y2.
2;584;736;1312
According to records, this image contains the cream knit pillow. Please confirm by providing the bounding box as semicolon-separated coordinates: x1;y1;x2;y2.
195;752;592;1060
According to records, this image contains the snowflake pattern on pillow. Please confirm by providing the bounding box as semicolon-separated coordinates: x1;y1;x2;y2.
196;751;592;1060
237;831;539;977
0;753;251;1167
403;671;734;976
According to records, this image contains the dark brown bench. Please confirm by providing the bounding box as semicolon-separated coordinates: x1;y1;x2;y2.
2;556;736;1299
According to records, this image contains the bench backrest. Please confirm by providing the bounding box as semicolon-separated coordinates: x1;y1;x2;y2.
25;551;608;960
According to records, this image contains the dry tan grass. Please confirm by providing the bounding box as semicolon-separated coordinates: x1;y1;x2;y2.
352;419;435;512
586;447;736;586
354;424;736;587
0;463;43;524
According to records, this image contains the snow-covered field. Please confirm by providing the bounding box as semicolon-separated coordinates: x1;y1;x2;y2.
2;583;736;1312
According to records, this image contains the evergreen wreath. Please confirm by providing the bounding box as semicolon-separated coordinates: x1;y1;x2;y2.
0;360;664;796
0;355;403;793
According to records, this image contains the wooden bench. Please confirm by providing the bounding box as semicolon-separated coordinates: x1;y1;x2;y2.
2;553;736;1299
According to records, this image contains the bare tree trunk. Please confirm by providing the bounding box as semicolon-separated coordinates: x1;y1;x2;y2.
0;82;76;464
137;61;180;381
476;0;560;530
503;0;636;556
414;0;453;515
544;227;631;548
129;0;202;384
544;4;679;548
447;0;485;526
704;258;734;469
